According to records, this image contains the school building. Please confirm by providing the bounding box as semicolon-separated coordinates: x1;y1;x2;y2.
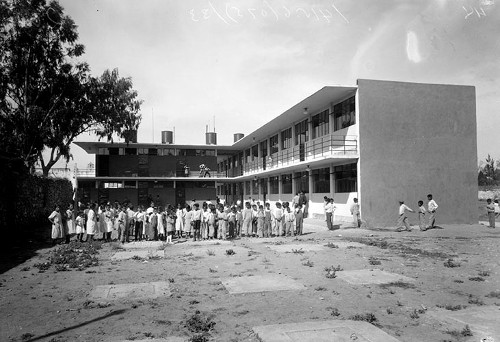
75;79;477;227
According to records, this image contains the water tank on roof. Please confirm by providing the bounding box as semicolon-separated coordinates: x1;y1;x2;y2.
206;132;217;145
161;130;173;144
234;133;244;142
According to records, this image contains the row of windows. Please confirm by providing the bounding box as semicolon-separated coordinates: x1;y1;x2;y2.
97;181;215;189
97;148;216;157
227;163;357;195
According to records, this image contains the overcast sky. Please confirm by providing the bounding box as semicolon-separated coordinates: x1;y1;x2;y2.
54;0;499;169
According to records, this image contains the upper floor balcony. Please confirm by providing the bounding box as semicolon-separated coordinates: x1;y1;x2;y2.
241;134;358;175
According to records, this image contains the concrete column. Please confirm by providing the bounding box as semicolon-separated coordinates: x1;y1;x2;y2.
267;177;271;199
278;132;282;152
278;174;283;201
308;169;314;196
307;118;313;143
292;172;297;196
329;102;335;133
330;165;335;196
292;123;297;146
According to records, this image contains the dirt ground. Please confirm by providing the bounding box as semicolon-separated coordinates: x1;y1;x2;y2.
1;215;499;342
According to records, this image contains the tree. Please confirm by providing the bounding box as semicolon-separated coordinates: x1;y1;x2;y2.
0;0;142;176
478;155;499;186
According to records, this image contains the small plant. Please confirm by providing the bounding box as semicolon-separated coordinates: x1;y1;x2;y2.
55;264;69;272
324;265;343;279
369;257;381;265
20;266;30;271
437;304;467;311
386;308;393;314
409;309;419;319
486;290;500;298
189;334;209;342
168;278;175;283
314;286;327;291
461;324;473;336
271;241;284;245
189;300;200;305
209;268;217;273
396;300;403;306
292;248;305;254
325;242;339;248
468;295;484;305
302;260;314;267
478;270;490;277
453;279;464;283
131;255;143;260
380;281;415;289
184;311;216;333
261;256;271;264
225;249;236;256
206;249;215;256
329;307;340;317
445;325;473;338
21;333;35;341
34;262;51;272
469;276;485;282
443;259;460;268
349;313;378;324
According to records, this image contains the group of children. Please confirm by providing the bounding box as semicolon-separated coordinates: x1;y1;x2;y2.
49;199;307;245
397;194;439;232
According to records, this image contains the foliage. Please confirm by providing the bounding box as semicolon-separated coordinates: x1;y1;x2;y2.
478;154;500;186
0;0;142;175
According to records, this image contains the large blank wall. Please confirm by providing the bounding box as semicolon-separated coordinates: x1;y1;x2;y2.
358;79;477;227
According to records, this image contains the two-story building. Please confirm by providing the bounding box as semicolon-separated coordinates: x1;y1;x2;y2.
75;79;477;227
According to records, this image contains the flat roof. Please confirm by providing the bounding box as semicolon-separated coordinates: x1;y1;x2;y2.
75;84;357;154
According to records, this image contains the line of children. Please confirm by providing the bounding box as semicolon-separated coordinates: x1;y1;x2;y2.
396;194;439;232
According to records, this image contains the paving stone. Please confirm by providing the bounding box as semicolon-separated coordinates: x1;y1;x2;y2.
266;243;325;253
121;241;164;249
427;306;500;340
336;269;415;285
222;275;306;294
111;250;164;261
179;239;232;246
109;338;185;342
253;320;401;341
90;281;171;300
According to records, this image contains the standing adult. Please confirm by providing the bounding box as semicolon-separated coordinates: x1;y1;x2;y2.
486;199;496;228
292;193;300;207
298;190;308;218
65;203;75;244
350;198;361;228
86;203;97;242
48;205;63;245
426;194;438;229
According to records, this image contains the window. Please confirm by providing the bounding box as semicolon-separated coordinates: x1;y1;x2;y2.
245;149;251;163
281;174;292;194
98;148;109;155
335;163;357;193
312;109;330;139
125;148;137;155
270;176;279;194
270;134;279;154
245;181;251;195
294;171;309;193
312;167;330;193
294;119;309;145
334;96;355;131
108;147;119;155
148;148;158;156
138;148;148;155
206;150;216;156
260;140;267;158
281;128;292;150
103;182;123;188
124;181;136;188
251;145;258;161
163;148;176;156
178;149;196;156
260;178;267;194
252;179;259;195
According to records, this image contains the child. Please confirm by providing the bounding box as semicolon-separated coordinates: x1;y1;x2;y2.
242;202;253;237
208;207;216;239
272;202;283;237
295;204;304;236
75;211;85;242
202;203;210;240
228;206;236;238
417;201;427;231
166;209;175;243
251;204;259;237
426;194;438;229
284;206;295;237
157;207;165;241
218;206;228;240
256;205;265;237
65;203;75;244
175;204;184;238
48;205;63;245
86;203;97;242
263;202;272;238
191;203;202;241
236;206;243;238
495;199;500;219
134;206;144;241
397;200;413;232
486;199;496;228
350;198;361;228
104;205;113;242
183;205;192;239
118;206;128;243
150;207;158;241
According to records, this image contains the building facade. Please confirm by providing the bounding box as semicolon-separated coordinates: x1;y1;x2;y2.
75;79;477;227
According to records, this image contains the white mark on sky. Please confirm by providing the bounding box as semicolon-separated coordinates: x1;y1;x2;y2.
406;31;422;63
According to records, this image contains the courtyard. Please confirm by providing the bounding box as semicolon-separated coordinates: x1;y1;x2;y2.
1;219;499;342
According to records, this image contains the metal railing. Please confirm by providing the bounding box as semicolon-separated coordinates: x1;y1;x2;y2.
242;134;357;174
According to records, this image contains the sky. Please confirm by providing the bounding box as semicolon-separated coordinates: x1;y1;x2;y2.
51;0;499;170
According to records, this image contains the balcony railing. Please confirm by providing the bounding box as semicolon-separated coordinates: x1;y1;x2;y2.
242;134;357;175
